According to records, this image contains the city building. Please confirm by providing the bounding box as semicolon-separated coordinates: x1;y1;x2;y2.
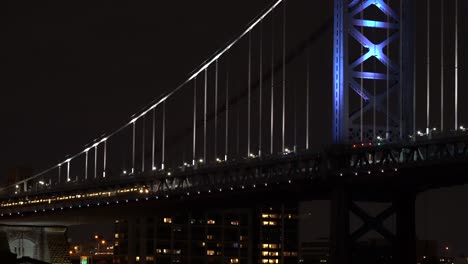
113;204;298;264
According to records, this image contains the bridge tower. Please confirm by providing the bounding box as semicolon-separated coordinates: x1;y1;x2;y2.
333;0;414;144
331;1;416;264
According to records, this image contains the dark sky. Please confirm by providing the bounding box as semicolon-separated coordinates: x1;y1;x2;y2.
0;0;275;173
2;0;468;257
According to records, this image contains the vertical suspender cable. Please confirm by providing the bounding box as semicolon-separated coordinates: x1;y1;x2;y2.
455;0;459;130
103;140;107;178
94;145;97;178
85;151;88;180
142;116;145;172
225;67;229;161
193;78;197;165
58;165;61;184
259;21;263;157
413;26;417;140
270;13;275;154
215;60;218;159
132;121;135;174
441;0;444;132
162;101;166;170
294;76;297;151
373;26;376;141
248;32;252;157
360;9;364;142
152;108;156;169
306;45;310;149
306;44;310;150
426;0;431;134
282;0;286;151
204;69;208;162
67;161;70;182
399;7;403;140
386;0;391;139
237;105;240;155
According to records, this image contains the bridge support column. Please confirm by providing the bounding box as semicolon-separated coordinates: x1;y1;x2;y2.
329;185;350;264
394;193;416;264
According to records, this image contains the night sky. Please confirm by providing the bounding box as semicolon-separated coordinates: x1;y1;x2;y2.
1;0;468;257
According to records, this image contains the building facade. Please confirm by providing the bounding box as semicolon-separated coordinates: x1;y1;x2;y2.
113;204;298;264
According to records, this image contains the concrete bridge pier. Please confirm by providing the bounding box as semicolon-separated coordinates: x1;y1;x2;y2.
0;225;71;264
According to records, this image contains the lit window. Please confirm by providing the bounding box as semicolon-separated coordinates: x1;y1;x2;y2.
207;235;214;240
262;221;277;226
207;219;216;225
114;233;119;238
230;258;239;263
136;256;140;261
163;218;172;223
207;250;215;256
230;220;239;226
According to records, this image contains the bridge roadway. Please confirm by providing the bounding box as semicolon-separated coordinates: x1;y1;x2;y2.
0;134;467;225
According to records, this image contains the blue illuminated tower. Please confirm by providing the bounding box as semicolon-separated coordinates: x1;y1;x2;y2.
333;0;414;144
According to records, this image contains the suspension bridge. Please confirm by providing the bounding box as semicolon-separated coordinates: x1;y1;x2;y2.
1;0;467;263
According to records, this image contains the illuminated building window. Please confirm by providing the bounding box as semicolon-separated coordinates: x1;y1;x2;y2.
261;244;279;249
206;250;215;256
240;236;248;241
114;233;119;238
146;256;154;261
230;258;239;263
261;260;279;264
174;249;181;254
262;213;269;218
207;219;216;225
207;235;214;240
201;242;206;247
262;251;279;256
262;221;277;226
156;249;161;254
163;249;169;254
136;256;140;261
163;218;172;223
230;220;239;226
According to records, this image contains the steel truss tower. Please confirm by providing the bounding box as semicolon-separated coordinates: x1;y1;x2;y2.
333;0;414;144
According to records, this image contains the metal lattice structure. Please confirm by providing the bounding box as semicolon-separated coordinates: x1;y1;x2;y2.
333;0;414;144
